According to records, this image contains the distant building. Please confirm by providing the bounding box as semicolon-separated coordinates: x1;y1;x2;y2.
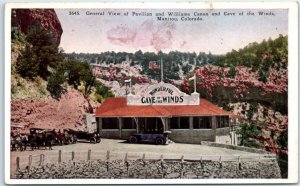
94;82;233;144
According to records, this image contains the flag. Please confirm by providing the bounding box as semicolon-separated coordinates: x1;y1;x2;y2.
124;79;131;83
189;74;195;81
149;61;160;70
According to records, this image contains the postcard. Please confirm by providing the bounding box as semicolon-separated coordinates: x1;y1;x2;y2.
4;1;298;184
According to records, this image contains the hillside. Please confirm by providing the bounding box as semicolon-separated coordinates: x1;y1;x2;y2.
65;51;221;81
10;9;102;134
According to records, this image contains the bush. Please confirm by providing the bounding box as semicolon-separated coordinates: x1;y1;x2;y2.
47;70;66;99
236;122;262;148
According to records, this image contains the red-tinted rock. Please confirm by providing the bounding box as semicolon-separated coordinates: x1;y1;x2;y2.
11;89;99;133
14;9;63;46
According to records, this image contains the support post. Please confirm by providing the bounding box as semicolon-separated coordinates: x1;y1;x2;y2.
161;117;166;132
189;117;193;130
134;117;139;134
212;116;217;141
118;118;122;138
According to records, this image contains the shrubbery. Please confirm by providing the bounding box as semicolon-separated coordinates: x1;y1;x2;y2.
13;21;114;102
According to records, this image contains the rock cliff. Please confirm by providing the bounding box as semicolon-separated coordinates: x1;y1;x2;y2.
11;89;99;132
14;9;63;46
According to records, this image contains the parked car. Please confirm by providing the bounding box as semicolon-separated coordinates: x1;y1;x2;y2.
129;131;171;145
67;129;101;144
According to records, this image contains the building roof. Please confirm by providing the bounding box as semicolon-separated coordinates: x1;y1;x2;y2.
95;97;233;117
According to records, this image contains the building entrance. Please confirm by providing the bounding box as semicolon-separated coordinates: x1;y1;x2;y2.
138;117;164;133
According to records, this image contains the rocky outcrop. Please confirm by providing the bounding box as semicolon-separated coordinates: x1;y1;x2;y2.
14;9;63;46
11;89;99;132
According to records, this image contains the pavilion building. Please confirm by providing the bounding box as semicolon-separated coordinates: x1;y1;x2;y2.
94;82;233;144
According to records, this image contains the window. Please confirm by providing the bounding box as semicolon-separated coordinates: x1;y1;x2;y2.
179;117;189;129
170;117;179;129
102;118;119;129
123;118;136;129
193;117;212;129
217;116;229;128
170;117;189;129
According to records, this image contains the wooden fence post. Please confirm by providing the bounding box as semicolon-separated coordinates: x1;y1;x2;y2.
258;157;261;177
58;150;62;163
200;156;203;169
219;156;222;168
142;153;146;166
28;155;32;171
238;156;242;170
71;151;75;161
125;153;129;176
16;157;20;172
106;150;110;161
106;150;110;172
39;154;44;166
160;154;164;178
88;149;91;161
180;155;184;178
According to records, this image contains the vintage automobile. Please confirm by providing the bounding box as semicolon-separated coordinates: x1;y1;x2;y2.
129;131;171;145
67;129;101;144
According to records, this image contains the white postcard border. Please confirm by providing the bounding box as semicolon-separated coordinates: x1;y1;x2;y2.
4;1;298;184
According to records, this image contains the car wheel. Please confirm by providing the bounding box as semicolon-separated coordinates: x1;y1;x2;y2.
155;137;164;145
129;136;138;144
90;138;96;144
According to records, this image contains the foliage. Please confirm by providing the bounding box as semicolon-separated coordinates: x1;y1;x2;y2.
236;122;262;148
16;22;63;79
64;50;222;81
277;129;288;149
92;82;114;103
11;27;26;52
47;69;66;99
214;35;288;74
46;60;114;101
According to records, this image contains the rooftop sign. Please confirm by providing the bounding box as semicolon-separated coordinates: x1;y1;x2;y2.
127;82;199;105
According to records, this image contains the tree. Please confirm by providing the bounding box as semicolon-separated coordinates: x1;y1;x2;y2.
16;21;63;79
47;69;66;99
236;122;262;148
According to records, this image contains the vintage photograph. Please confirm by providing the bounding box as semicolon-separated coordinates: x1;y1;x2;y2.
5;2;298;184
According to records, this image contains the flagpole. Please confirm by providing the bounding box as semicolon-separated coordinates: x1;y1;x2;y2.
161;57;163;82
194;73;196;93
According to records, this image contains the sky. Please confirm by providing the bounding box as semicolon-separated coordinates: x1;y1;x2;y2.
55;9;288;55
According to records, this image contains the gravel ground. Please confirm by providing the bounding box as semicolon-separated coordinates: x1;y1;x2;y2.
10;138;264;175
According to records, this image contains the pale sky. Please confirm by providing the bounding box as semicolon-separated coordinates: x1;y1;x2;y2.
55;9;288;54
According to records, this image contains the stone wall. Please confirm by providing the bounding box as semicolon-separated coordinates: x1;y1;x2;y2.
99;129;136;140
13;159;281;179
169;128;230;144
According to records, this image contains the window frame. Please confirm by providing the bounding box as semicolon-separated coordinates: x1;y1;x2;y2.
102;117;119;130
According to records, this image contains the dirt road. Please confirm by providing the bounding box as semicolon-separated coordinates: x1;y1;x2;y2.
10;138;264;175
